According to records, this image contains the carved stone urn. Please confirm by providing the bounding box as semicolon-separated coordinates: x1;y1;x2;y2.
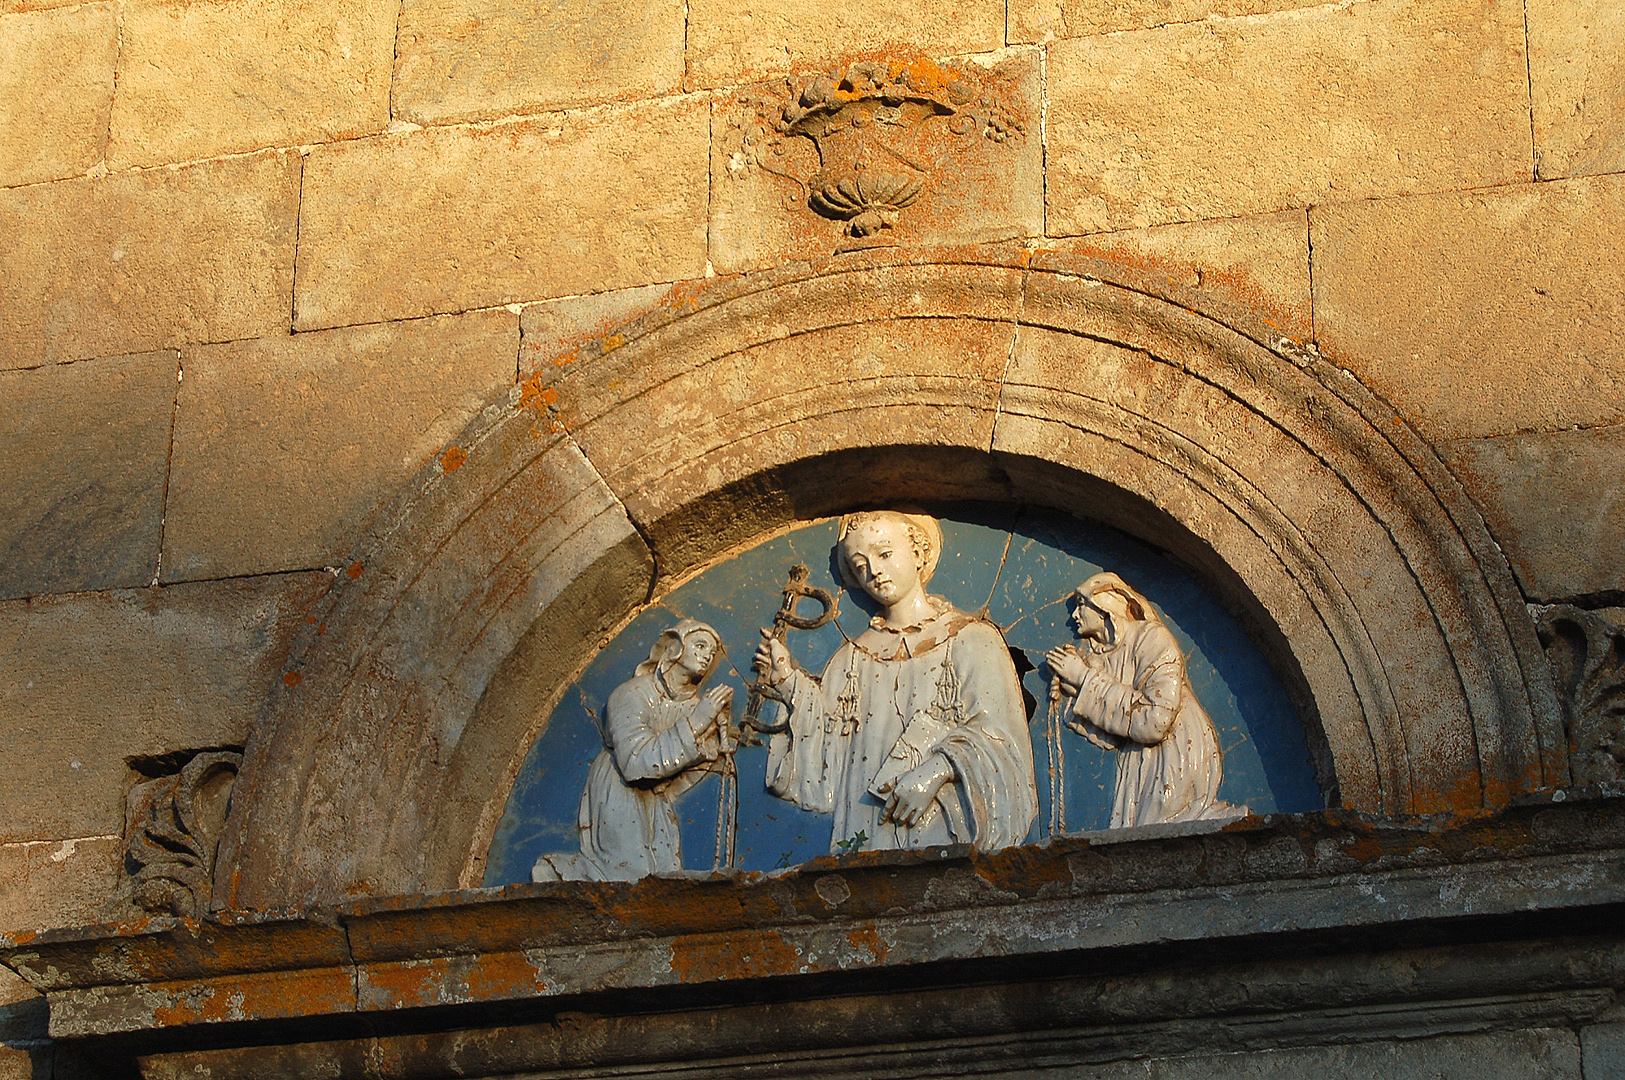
772;59;1022;240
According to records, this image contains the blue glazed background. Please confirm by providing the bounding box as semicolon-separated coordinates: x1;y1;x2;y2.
485;509;1323;884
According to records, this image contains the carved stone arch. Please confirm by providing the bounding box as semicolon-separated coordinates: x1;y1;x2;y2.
214;247;1565;910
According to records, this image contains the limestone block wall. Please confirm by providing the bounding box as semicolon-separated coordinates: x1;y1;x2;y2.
0;0;1621;1064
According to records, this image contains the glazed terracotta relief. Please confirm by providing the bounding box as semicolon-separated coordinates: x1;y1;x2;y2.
494;510;1319;884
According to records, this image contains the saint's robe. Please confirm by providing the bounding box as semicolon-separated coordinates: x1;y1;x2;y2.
1067;619;1242;828
766;602;1037;853
533;671;716;882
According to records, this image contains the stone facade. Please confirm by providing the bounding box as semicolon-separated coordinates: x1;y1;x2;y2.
1;0;1622;1076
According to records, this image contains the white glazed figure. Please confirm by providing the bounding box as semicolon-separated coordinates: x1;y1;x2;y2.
755;511;1037;854
532;620;733;882
1046;572;1245;829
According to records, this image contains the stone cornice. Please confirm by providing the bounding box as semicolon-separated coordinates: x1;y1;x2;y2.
8;797;1623;1046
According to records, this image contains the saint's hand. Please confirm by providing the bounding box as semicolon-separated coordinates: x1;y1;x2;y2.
754;629;794;687
689;685;732;750
883;754;954;828
1045;645;1089;695
699;683;733;722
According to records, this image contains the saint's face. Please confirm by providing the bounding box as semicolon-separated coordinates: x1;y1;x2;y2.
1069;595;1108;640
842;520;922;607
677;631;718;677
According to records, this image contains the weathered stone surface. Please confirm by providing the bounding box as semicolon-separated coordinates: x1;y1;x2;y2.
1010;0;1327;43
0;966;39;1029
1041;210;1310;339
710;51;1043;273
0;3;116;186
684;0;1004;89
1535;605;1625;787
125;1013;1603;1080
0;945;45;1075
1142;1029;1580;1079
0;352;175;600
1046;0;1531;235
393;0;684;125
0;574;328;842
1583;1022;1625;1080
165;310;516;582
0;954;46;1077
1312;173;1625;442
24;801;1625;1055
109;0;395;169
518;281;675;377
0;837;120;934
0;1047;34;1079
1529;0;1625;180
1441;426;1625;603
214;424;650;904
1000;247;1569;811
0;967;43;1074
0;150;300;368
294;99;708;331
553;263;1026;585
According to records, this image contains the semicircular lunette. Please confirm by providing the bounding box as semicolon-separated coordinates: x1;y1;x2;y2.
487;509;1325;885
213;247;1563;911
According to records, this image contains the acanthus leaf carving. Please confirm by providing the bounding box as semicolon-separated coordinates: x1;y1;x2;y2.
1536;604;1625;785
110;749;242;920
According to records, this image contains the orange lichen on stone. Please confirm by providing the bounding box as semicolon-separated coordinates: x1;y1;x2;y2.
887;56;955;96
152;984;231;1028
662;278;714;313
363;958;446;1010
346;561;365;579
668;929;803;983
461;952;544;1002
440;446;467;473
149;967;355;1028
1019;246;1057;269
1409;770;1489;817
844;925;890;964
979;843;1074;894
283;671;302;687
1057;239;1300;336
1483;763;1549;808
516;375;563;438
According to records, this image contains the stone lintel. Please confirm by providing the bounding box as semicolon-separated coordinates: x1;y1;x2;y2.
5;798;1623;1044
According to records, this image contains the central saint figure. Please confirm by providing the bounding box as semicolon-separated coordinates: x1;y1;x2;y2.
754;510;1038;854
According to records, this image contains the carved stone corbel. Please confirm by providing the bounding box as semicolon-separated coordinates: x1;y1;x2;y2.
1536;604;1625;784
110;750;242;919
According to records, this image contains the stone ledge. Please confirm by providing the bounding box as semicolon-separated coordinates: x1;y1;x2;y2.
135;986;1605;1080
6;798;1624;1042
